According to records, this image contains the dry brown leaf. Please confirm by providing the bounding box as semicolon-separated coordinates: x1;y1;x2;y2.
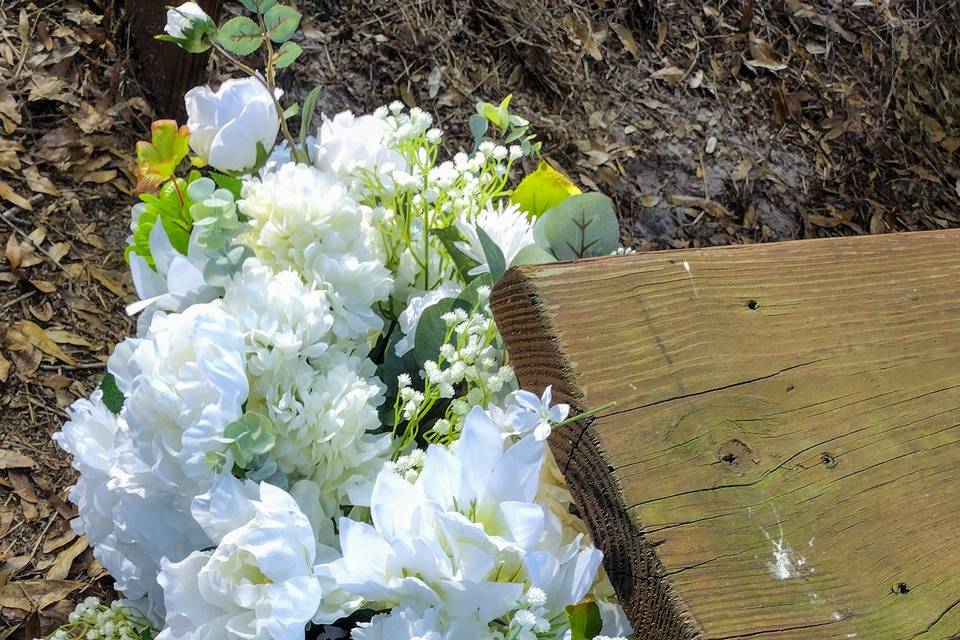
666;194;730;217
82;169;118;184
0;580;82;611
27;76;69;103
9;470;39;503
0;88;21;134
563;15;602;61
5;233;21;269
22;166;61;197
29;279;57;293
48;242;71;264
0;351;10;383
6;320;78;365
0;449;35;469
46;536;89;581
89;267;126;297
45;330;93;348
42;530;78;554
746;38;787;71
651;65;685;86
0;180;32;210
0;139;24;174
640;194;661;208
610;23;638;59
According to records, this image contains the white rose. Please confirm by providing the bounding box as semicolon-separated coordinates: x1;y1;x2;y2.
185;77;281;173
164;3;211;39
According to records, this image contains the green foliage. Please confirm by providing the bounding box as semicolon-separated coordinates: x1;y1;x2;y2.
239;0;278;12
203;244;253;287
300;86;323;155
99;373;123;415
510;243;556;267
566;602;603;640
431;226;480;283
126;175;197;268
135;120;190;192
263;5;301;43
511;160;581;217
475;226;506;281
211;172;244;201
376;326;422;426
207;412;275;473
532;193;619;260
274;41;302;68
474;95;541;156
413;297;472;368
188;178;240;252
216;16;263;55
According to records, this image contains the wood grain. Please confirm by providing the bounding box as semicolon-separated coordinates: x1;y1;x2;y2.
123;0;223;119
490;230;960;640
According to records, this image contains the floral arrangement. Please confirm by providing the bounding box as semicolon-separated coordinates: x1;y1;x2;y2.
48;2;633;640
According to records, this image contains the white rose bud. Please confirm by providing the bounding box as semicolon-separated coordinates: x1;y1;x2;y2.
184;77;282;173
162;3;215;53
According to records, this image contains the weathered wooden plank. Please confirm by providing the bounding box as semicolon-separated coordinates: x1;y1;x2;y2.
123;0;223;119
490;230;960;640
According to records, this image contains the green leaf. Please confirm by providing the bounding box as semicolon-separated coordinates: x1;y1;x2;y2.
203;244;253;287
469;113;488;143
510;243;556;267
274;40;302;68
211;172;244;201
239;0;277;12
475;225;506;282
455;273;493;307
99;373;123;415
300;85;322;155
432;226;480;282
222;412;275;469
533;193;620;260
135;120;190;192
413;297;471;367
376;325;422;426
282;101;300;120
216;16;263;55
566;602;603;640
263;5;301;43
511;160;582;217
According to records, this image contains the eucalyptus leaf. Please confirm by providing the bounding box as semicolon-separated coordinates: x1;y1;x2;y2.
455;273;493;307
263;5;301;43
99;373;123;415
566;602;603;640
510;243;556;267
300;85;323;158
413;297;471;367
274;41;302;68
475;225;506;281
469;114;489;143
203;244;253;287
533;193;619;260
216;16;263;55
211;172;243;201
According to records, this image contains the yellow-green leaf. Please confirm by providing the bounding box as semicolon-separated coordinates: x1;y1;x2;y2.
136;120;190;193
511;159;581;217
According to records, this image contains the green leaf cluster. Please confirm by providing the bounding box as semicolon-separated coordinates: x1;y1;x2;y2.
99;373;124;415
215;4;302;57
125;173;200;268
206;412;275;473
471;95;541;156
566;601;603;640
188;177;240;252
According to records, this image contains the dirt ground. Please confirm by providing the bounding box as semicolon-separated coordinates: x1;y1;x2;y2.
1;0;958;638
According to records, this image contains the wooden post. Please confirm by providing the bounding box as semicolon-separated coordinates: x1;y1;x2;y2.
123;0;223;120
491;230;960;639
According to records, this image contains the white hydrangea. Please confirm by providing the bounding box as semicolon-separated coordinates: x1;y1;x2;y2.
157;480;338;640
54;392;210;622
221;257;336;378
108;302;248;494
248;351;390;513
455;202;535;276
313;111;407;183
239;163;393;340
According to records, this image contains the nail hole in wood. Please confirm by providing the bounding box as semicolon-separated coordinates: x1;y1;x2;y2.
746;299;760;310
893;582;911;594
820;452;837;468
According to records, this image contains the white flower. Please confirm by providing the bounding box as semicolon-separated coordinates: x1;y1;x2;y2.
313;111;407;182
54;391;210;622
222;258;336;378
248;352;390;513
157;481;336;640
126;208;219;329
507;386;570;441
393;282;463;357
351;607;447;640
240;163;393;341
109;302;248;493
185;77;281;173
455;202;535;276
164;2;213;40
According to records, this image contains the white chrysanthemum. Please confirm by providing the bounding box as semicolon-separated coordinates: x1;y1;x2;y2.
248;351;390;513
313;111;407;182
54;391;210;623
109;302;248;494
240;163;393;340
222;257;336;377
157;481;337;640
455;202;535;276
